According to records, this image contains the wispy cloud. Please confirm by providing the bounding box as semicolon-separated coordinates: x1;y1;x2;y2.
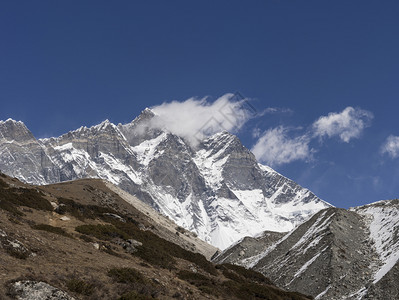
257;107;293;116
251;126;312;167
380;135;399;158
312;107;373;142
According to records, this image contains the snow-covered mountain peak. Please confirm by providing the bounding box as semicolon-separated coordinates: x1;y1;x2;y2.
0;114;331;250
0;118;24;125
128;107;156;126
94;119;112;129
142;107;156;116
117;109;162;147
40;120;125;146
88;120;128;140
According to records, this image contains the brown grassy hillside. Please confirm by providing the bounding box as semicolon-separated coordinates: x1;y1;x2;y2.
0;172;312;300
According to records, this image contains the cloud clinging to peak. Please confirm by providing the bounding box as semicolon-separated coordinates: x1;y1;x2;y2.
149;93;252;146
144;94;374;167
380;135;399;159
312;107;373;142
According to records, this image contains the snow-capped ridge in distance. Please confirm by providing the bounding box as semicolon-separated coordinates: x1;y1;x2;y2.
0;118;37;143
39;119;124;143
0;118;25;124
0;118;29;129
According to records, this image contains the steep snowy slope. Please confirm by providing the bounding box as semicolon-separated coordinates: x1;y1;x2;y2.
0;110;331;249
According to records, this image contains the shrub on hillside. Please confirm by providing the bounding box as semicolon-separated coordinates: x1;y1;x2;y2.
0;183;52;215
75;224;129;240
66;278;94;296
177;270;218;296
220;263;272;285
32;224;71;238
57;197;117;220
108;268;159;299
107;268;147;285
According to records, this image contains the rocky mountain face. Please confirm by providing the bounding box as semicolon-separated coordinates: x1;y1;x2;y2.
0;111;330;249
214;200;399;299
0;119;57;184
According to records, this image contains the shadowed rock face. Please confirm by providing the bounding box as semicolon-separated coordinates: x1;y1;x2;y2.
0;111;330;249
212;230;286;265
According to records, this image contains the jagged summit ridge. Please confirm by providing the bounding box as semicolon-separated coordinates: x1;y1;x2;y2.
0;112;331;249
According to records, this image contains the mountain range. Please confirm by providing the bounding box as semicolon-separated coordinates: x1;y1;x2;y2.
1;111;398;299
0;110;330;250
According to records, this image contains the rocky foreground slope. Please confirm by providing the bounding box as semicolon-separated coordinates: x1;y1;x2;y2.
214;201;399;300
0;113;330;249
0;173;312;300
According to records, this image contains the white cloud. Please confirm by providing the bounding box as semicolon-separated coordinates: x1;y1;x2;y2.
250;106;374;167
312;107;373;142
251;126;312;166
380;135;399;158
149;93;252;146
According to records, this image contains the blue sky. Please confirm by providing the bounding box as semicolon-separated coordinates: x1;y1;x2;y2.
1;1;399;208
